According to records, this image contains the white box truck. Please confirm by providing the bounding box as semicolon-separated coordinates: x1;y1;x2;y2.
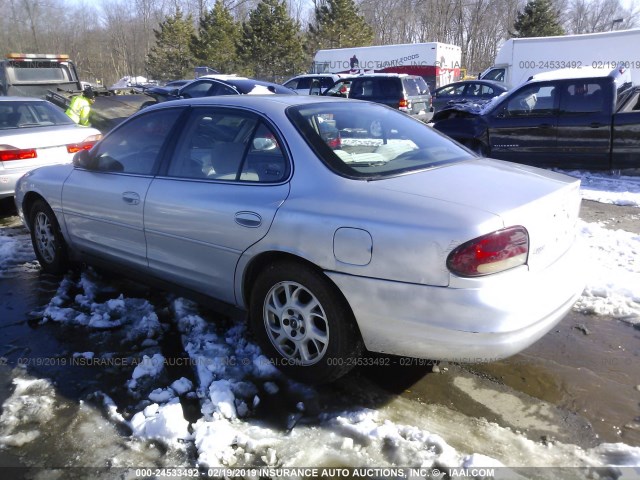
480;28;640;87
312;42;462;90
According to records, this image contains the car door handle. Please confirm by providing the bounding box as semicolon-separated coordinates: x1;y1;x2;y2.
537;123;553;129
122;192;140;205
235;211;262;228
589;122;604;128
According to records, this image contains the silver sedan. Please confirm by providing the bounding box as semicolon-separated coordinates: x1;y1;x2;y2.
0;97;102;199
14;95;583;383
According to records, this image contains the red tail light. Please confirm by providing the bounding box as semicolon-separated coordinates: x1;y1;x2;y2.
67;142;95;153
66;134;102;154
327;135;341;149
0;148;37;161
447;226;529;277
399;97;410;110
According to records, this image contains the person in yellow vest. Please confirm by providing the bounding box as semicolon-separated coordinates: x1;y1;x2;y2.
65;87;95;126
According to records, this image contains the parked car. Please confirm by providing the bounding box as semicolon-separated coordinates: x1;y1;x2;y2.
431;66;640;170
0;97;101;199
147;75;296;103
322;78;353;98
283;74;351;95
431;80;509;112
15;95;583;383
345;73;433;122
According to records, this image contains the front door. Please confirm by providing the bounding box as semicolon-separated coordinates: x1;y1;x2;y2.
62;107;184;267
488;82;559;165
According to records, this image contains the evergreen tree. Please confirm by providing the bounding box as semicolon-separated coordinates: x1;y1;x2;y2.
238;0;306;81
190;2;240;74
307;0;374;52
146;8;196;82
512;0;565;38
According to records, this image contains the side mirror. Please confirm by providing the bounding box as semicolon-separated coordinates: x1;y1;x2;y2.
73;149;96;169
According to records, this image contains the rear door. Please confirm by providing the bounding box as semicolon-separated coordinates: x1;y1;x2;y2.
144;107;291;304
487;81;559;165
555;79;612;169
61;107;185;268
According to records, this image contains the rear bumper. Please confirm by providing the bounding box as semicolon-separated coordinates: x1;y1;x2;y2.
326;243;583;361
0;167;30;199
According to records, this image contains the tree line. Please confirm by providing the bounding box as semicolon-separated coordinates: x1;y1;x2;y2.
0;0;637;87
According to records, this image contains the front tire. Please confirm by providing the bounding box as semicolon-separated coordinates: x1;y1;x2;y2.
250;261;362;384
29;199;69;275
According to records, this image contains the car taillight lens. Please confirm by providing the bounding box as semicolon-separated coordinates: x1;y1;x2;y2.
447;226;529;277
327;136;341;149
0;146;37;161
67;134;102;154
399;97;411;110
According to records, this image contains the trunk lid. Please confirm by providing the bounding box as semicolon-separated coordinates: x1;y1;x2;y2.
377;158;581;272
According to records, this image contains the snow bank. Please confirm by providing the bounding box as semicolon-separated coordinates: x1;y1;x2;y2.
561;170;640;207
574;220;640;322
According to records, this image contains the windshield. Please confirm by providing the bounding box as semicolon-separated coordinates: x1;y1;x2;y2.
6;61;74;83
0;100;74;129
287;102;469;179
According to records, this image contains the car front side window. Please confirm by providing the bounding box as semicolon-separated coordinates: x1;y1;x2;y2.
180;81;214;98
505;83;557;117
89;108;183;174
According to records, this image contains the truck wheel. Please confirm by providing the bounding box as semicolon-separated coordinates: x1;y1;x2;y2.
29;199;69;275
249;261;363;384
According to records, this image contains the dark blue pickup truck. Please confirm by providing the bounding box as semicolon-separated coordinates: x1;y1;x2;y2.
431;67;640;171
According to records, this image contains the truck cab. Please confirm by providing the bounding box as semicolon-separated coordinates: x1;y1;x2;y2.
433;66;637;170
0;53;82;99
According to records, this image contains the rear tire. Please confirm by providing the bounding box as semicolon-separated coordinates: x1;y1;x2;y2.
29;199;69;275
249;261;363;384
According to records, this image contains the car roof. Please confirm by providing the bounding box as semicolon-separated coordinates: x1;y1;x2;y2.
0;96;48;102
352;73;410;78
435;79;508;91
286;74;341;79
528;66;627;83
144;94;352;113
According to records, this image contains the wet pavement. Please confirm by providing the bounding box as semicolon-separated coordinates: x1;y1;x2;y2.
0;197;638;473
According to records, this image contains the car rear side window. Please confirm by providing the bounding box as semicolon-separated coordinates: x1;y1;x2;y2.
559;81;605;114
167;108;288;183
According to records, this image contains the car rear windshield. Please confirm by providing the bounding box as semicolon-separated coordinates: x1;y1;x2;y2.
0;100;74;129
287;102;469;180
403;76;430;96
